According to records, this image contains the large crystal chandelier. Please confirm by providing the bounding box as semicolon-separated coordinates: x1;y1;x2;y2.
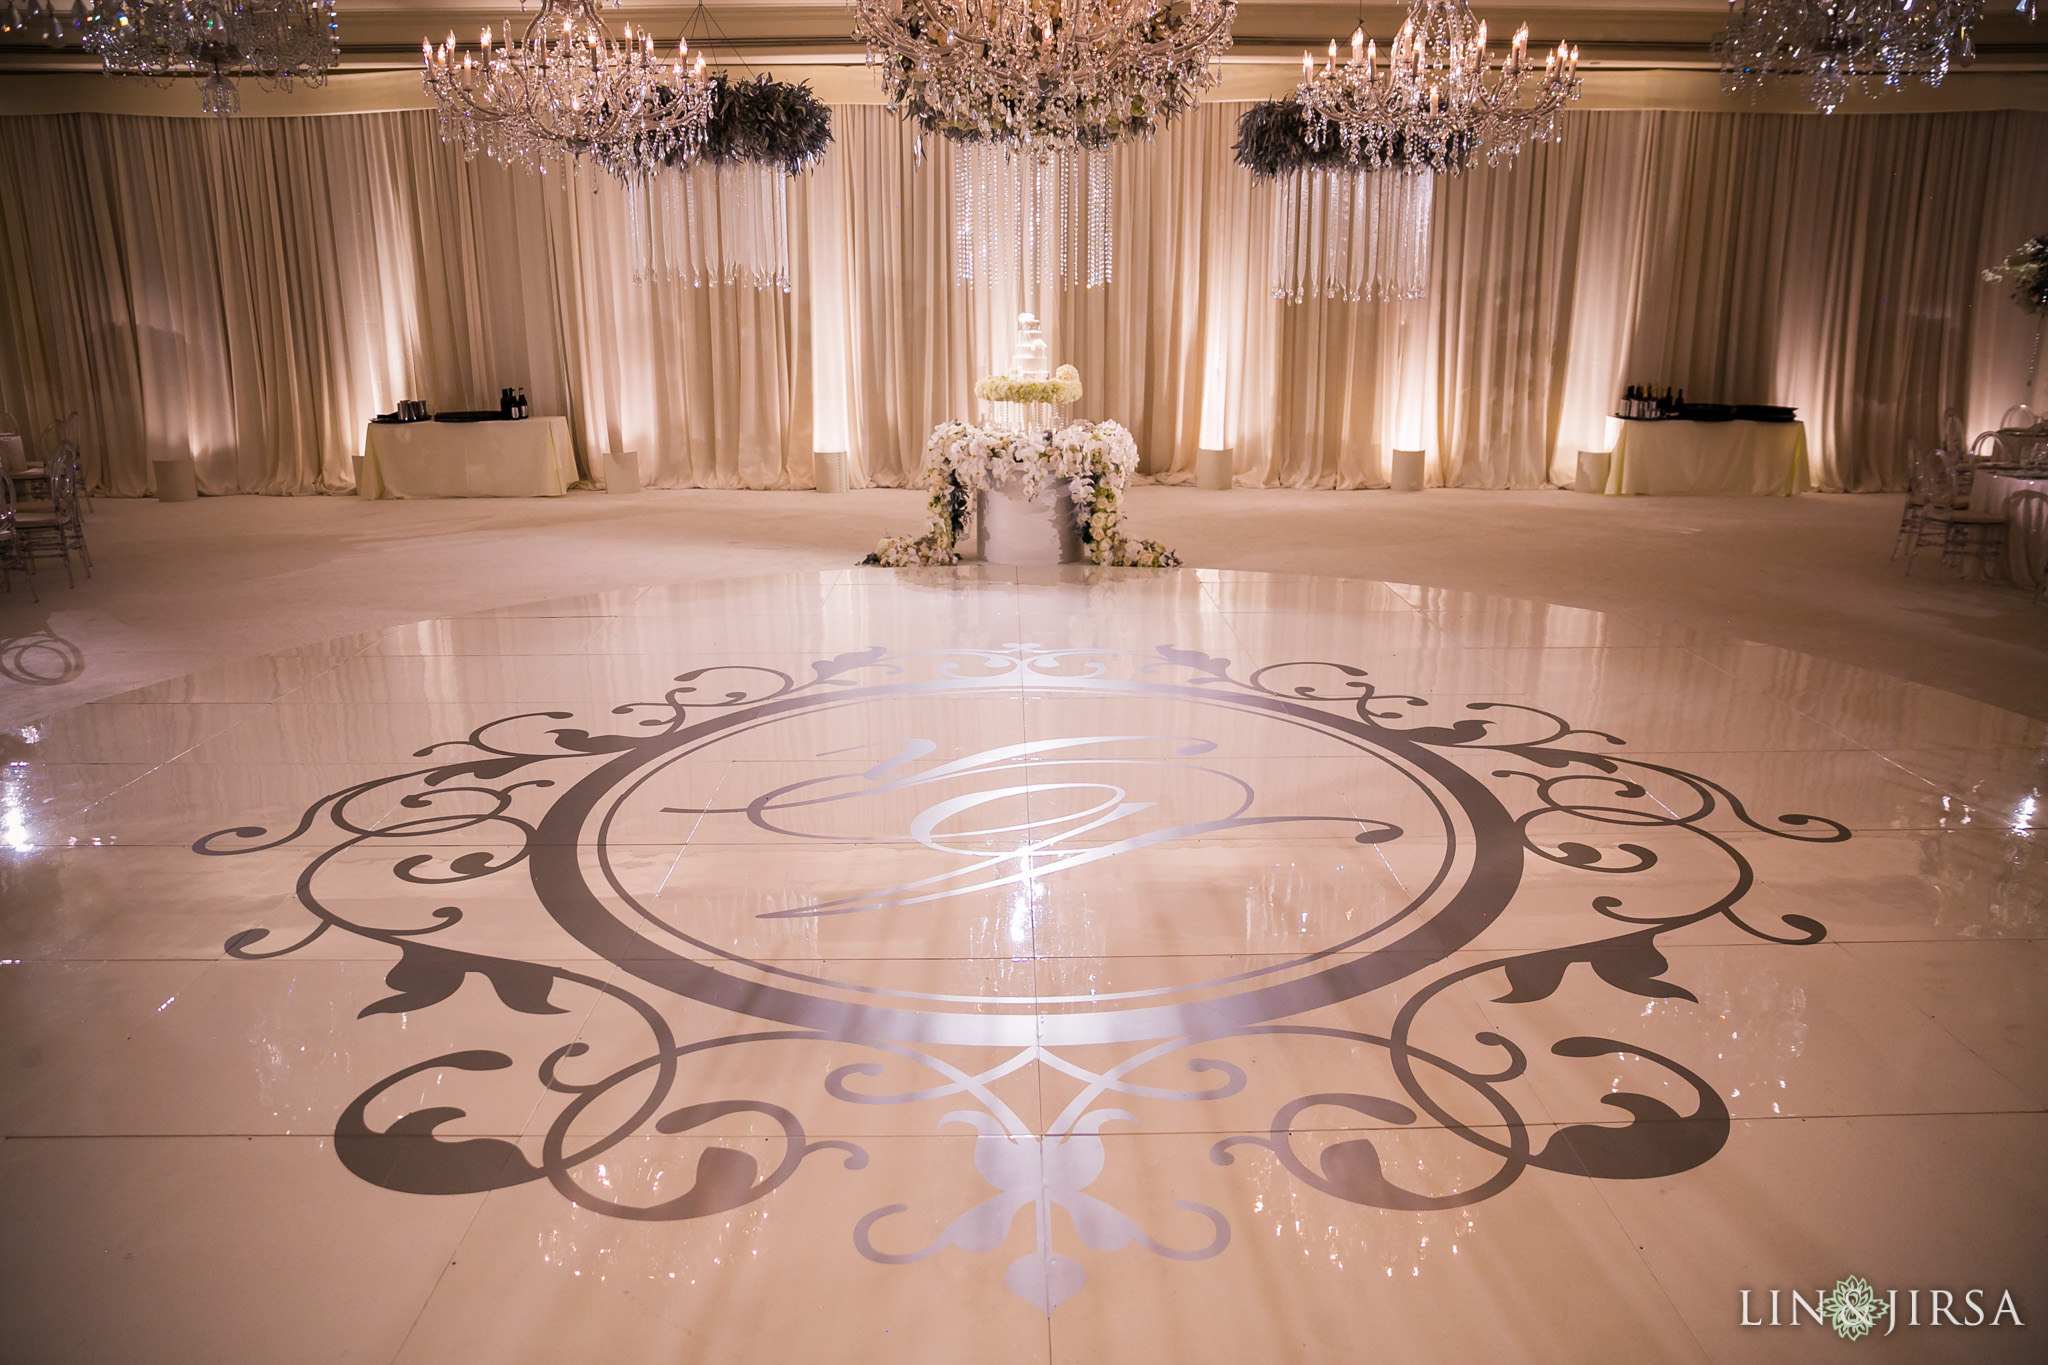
423;0;714;175
1238;1;1576;307
79;0;339;116
1295;0;1582;176
1715;1;2005;113
852;0;1237;291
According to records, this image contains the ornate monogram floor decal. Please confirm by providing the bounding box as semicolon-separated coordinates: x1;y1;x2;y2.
198;645;1850;1313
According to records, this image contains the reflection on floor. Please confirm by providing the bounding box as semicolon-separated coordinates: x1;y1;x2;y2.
1;569;2042;1364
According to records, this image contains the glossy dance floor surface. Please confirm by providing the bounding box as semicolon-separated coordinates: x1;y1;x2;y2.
2;569;2044;1364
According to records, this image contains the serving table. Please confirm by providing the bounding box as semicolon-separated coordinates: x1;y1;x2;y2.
358;416;576;500
1598;417;1810;497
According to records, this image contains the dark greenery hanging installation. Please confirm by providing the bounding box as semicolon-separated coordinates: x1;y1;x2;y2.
668;74;832;174
1232;99;1452;179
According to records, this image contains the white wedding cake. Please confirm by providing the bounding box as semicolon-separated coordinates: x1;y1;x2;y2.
977;313;1081;435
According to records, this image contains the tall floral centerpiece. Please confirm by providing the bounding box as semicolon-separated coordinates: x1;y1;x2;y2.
1984;234;2048;395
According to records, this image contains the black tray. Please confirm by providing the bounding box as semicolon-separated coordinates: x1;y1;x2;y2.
1735;404;1797;423
434;411;514;423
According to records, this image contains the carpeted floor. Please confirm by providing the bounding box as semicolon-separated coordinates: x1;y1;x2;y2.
1;485;2042;727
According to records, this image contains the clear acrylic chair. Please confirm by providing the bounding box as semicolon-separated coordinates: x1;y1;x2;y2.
1941;407;1968;460
1905;453;2006;578
1892;437;1932;561
13;461;83;587
2008;490;2048;607
0;471;34;602
2000;403;2039;431
54;410;90;511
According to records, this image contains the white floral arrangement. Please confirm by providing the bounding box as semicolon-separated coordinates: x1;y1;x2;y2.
864;418;1179;569
1983;235;2048;316
973;364;1084;406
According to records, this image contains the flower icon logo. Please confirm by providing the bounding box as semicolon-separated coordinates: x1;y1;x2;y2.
1820;1276;1889;1341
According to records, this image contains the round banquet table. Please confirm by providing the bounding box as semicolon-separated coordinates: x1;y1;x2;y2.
1600;417;1811;496
1970;471;2048;587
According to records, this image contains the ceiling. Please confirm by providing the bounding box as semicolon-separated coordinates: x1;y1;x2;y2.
2;1;2045;74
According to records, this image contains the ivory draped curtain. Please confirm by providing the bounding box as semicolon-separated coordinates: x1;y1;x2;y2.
1;103;2041;496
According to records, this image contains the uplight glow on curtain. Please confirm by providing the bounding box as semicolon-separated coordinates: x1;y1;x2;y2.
0;105;2041;496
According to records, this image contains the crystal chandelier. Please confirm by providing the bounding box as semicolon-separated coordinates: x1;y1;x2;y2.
853;0;1237;291
79;0;339;116
1294;0;1582;176
423;0;714;175
1715;1;2000;113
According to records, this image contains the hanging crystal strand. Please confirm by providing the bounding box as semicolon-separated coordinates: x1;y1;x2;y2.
1277;167;1294;300
1365;170;1383;301
708;163;728;287
683;161;703;288
726;163;743;287
954;150;970;283
1310;168;1331;300
746;163;765;287
1355;171;1374;301
1270;169;1289;302
661;166;684;283
1096;143;1112;288
1056;146;1070;286
627;173;649;285
1405;172;1431;300
772;166;790;291
1333;169;1351;301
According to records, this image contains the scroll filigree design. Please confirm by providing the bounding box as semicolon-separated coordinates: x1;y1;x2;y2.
197;642;1847;1311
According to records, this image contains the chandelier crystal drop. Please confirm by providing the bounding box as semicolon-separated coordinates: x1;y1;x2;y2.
1293;0;1582;176
80;0;339;116
1715;1;1996;114
423;0;715;175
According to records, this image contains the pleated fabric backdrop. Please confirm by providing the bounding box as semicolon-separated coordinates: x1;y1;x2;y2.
0;103;2042;496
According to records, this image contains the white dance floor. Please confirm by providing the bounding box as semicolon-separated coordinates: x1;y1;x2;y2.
1;569;2042;1363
